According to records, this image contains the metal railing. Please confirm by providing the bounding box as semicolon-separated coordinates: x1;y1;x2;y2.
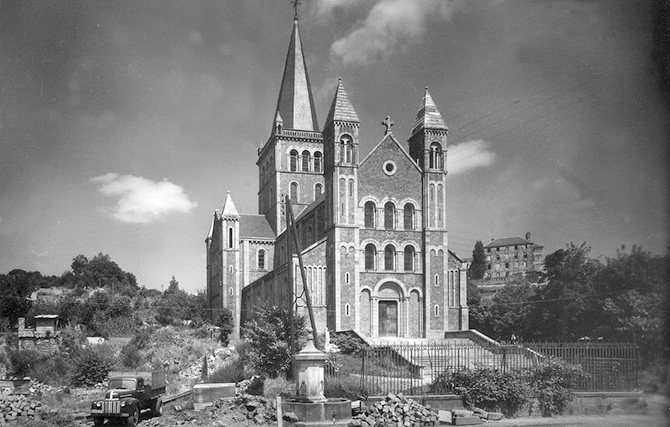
324;341;639;395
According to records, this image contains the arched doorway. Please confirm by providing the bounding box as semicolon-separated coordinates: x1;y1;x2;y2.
377;282;403;337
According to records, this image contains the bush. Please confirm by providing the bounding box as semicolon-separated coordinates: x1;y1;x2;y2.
71;347;114;386
324;375;371;400
528;358;587;416
241;304;307;379
431;367;531;417
330;332;368;355
263;376;295;398
30;353;71;386
215;309;234;346
208;358;249;384
120;343;144;369
9;349;43;378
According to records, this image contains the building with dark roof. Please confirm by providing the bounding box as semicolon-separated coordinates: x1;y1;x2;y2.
483;233;544;280
206;13;469;340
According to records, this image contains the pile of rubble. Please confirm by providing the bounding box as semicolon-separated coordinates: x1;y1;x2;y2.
350;393;439;427
0;390;45;423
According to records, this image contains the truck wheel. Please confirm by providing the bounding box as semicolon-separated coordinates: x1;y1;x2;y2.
152;398;163;417
92;416;104;426
127;407;139;426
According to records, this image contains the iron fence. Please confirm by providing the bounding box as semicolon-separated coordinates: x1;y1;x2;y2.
324;341;638;396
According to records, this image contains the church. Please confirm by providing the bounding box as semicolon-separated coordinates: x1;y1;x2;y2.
206;13;469;341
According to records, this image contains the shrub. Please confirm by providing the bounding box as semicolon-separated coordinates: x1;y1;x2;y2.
207;358;248;384
431;367;531;417
241;304;307;378
246;376;265;396
330;332;367;355
30;353;71;386
71;347;114;386
324;375;370;400
9;350;43;378
528;358;587;416
120;343;144;369
263;376;296;398
215;309;234;346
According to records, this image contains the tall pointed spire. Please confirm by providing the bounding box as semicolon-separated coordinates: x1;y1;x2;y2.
274;16;319;132
221;192;239;219
410;87;448;137
325;78;359;125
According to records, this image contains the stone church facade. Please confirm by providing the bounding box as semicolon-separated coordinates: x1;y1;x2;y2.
206;16;469;341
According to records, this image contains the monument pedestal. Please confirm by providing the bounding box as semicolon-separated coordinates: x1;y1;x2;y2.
285;334;352;426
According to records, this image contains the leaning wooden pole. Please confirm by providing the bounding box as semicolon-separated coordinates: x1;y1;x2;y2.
287;197;295;357
286;197;320;349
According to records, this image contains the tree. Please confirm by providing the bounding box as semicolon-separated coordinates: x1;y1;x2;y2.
468;240;487;280
591;246;669;364
471;276;538;341
527;243;600;341
241;304;307;378
167;276;180;293
215;309;234;346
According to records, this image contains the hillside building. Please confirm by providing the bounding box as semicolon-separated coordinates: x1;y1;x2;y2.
483;233;544;280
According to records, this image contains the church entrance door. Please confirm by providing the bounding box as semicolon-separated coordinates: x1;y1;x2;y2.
378;300;398;337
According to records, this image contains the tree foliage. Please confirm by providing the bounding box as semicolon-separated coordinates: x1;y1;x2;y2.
468;240;487;280
468;243;669;366
215;308;235;346
242;304;307;379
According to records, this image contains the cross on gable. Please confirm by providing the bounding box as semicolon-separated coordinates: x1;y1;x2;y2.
382;116;394;134
292;0;301;20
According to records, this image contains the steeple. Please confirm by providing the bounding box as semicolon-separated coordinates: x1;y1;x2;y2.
410;88;448;137
221;192;239;219
274;17;319;132
325;78;359;125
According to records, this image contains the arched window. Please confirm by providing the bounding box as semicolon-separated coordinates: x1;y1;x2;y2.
345;272;350;284
345;304;350;316
302;150;311;172
429;142;443;170
314;151;322;173
434;304;440;317
364;201;376;228
365;244;376;270
384;245;396;271
314;183;323;198
340;134;353;164
228;227;234;249
404;246;415;271
290;182;298;201
289;149;298;171
258;249;266;270
384;202;395;229
403;203;415;230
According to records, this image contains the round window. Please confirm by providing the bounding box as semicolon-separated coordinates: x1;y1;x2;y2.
383;160;397;176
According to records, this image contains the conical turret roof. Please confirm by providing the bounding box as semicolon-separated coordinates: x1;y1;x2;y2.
221;192;239;219
410;88;448;136
325;78;359;125
274;19;319;132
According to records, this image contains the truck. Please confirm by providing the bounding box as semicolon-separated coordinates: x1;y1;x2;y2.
90;371;165;426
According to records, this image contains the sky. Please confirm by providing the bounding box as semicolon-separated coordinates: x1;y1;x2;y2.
1;0;668;293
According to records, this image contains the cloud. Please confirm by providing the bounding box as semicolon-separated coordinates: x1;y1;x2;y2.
330;0;457;65
313;0;363;17
447;140;496;175
91;173;197;224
